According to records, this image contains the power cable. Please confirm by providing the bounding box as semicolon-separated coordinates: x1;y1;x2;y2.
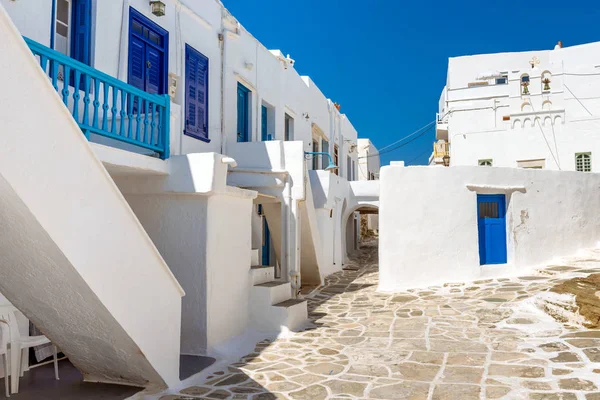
359;124;435;159
371;120;435;154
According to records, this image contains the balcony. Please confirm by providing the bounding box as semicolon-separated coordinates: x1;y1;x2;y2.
435;112;448;141
25;38;170;159
432;140;450;166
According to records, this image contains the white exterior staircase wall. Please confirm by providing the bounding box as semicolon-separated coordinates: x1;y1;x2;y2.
0;6;183;388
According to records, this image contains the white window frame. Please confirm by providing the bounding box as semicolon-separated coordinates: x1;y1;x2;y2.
575;152;591;172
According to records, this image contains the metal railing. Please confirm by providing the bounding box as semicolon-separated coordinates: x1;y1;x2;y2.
25;37;170;159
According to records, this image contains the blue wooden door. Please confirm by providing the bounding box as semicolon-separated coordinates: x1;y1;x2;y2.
261;106;268;141
262;217;271;266
237;83;250;142
71;0;91;65
184;44;209;140
477;194;507;265
128;8;168;95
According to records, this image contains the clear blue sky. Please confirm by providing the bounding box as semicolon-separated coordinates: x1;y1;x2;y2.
221;0;599;166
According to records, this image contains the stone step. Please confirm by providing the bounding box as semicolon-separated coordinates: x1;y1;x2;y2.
250;265;275;285
272;299;308;332
252;280;291;306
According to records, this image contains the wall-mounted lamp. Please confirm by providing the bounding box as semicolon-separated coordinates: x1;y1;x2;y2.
149;0;166;17
304;152;338;171
302;112;310;121
443;155;450;167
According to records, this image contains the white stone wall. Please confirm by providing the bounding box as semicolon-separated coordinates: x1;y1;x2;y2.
440;41;600;171
379;165;600;291
357;138;380;181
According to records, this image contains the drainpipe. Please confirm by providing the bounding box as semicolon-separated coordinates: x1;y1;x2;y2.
219;26;227;155
50;0;56;49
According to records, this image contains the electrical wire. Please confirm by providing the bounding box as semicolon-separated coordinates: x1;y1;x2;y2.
373;121;435;153
406;147;434;165
359;124;435;159
564;84;594;116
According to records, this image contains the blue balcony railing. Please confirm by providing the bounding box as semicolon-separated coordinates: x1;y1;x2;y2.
25;37;170;159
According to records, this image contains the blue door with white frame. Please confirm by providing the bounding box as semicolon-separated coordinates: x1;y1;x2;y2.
128;8;168;96
477;194;507;265
237;83;250;142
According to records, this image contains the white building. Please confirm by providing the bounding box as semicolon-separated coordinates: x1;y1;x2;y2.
0;0;378;393
357;138;380;234
433;41;600;172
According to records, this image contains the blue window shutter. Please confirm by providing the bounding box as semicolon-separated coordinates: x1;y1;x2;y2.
237;83;249;142
71;0;91;65
185;45;209;140
128;36;145;91
261;106;268;141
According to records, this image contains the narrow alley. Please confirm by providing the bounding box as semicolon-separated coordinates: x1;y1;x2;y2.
159;240;600;400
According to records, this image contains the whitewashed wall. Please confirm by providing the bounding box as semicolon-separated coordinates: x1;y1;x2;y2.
379;165;600;291
441;41;600;171
357;138;380;180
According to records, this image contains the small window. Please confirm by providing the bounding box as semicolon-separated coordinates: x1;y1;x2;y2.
517;159;545;169
495;75;508;85
521;74;530;95
575;153;591;172
284;114;293;141
347;156;352;181
321;140;329;170
478;159;493;167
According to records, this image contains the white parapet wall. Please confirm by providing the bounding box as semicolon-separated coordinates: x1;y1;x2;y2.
379;165;600;291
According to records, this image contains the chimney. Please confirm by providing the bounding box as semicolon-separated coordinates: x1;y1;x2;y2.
557;40;563;48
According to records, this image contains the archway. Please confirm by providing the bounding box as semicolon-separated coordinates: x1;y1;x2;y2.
342;204;379;264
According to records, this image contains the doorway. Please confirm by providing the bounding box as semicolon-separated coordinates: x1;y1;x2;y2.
477;194;507;265
128;8;168;95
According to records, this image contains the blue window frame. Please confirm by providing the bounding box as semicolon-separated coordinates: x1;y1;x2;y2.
184;44;209;142
237;83;250;142
128;8;168;96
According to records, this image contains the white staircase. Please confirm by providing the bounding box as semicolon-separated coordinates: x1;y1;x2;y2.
249;266;308;333
0;7;182;389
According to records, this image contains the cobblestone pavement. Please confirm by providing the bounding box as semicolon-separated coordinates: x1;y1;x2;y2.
163;241;600;399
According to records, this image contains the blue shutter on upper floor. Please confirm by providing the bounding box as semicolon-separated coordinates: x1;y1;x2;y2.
128;36;145;91
237;83;250;142
71;0;91;65
261;106;268;141
185;45;209;140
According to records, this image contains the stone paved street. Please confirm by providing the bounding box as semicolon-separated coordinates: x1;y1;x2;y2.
163;241;600;399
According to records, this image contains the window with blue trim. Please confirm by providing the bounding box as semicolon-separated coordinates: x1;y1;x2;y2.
54;0;91;64
184;44;209;141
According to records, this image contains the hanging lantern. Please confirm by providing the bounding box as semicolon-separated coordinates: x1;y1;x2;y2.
149;1;166;16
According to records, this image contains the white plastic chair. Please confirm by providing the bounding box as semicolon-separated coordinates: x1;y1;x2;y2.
0;320;10;397
0;307;59;394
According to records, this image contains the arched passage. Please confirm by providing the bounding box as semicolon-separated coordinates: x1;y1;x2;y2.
342;204;379;264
